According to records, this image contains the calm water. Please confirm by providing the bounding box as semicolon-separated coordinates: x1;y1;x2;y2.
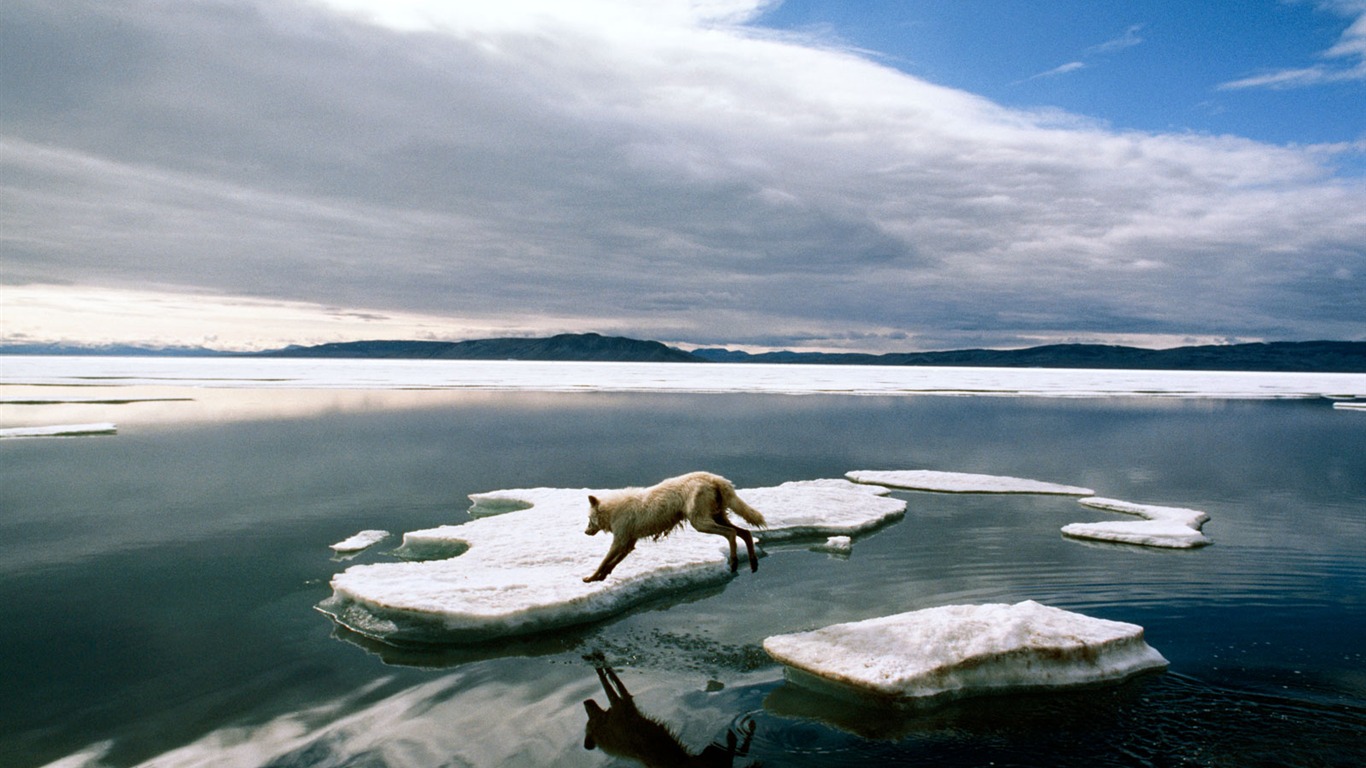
2;387;1364;767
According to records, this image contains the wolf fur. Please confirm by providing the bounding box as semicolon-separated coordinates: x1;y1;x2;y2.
583;471;766;582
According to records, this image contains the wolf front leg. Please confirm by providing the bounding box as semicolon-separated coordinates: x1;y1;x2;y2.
584;536;636;582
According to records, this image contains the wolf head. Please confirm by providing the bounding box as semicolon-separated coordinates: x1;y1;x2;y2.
585;495;605;535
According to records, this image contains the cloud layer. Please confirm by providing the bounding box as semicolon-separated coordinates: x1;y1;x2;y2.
2;0;1363;350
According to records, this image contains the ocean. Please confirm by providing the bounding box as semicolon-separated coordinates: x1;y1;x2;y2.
2;358;1364;767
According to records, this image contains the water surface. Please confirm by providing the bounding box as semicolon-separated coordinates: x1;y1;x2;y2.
1;376;1363;766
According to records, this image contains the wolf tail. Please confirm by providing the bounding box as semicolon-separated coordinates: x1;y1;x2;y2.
721;483;767;528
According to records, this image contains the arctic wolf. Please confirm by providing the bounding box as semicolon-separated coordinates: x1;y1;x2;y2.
582;471;766;582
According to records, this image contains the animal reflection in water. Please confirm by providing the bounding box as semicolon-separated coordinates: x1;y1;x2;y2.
582;663;758;767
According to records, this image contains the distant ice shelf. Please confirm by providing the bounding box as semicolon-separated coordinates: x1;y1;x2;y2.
763;600;1168;707
847;469;1094;496
1063;498;1211;548
3;356;1362;400
317;480;906;645
0;422;117;438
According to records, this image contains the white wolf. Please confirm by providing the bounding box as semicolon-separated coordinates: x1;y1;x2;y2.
582;471;766;582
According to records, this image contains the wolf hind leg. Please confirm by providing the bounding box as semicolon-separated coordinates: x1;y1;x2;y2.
690;515;744;572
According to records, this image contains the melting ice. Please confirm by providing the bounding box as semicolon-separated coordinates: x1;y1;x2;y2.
318;480;906;644
763;600;1169;706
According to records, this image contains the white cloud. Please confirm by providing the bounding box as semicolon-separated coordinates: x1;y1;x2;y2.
1220;2;1366;89
1086;23;1146;55
2;0;1363;352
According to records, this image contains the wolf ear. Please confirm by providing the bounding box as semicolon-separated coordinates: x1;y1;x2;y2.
589;495;600;508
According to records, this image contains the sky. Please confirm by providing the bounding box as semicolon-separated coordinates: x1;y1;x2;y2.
2;0;1364;353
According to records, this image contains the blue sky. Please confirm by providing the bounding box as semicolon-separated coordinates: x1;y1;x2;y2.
760;0;1366;148
2;0;1363;352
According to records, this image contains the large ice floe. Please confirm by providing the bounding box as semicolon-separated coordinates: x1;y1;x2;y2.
763;600;1168;707
318;480;906;644
848;469;1094;496
1062;498;1211;548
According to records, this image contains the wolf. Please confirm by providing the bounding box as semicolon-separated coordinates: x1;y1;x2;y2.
582;471;766;582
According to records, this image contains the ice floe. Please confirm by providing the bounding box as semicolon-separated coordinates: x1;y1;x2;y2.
812;536;853;554
1334;401;1366;411
318;480;906;644
0;422;117;438
1062;498;1211;548
848;469;1094;496
330;530;390;553
763;600;1168;707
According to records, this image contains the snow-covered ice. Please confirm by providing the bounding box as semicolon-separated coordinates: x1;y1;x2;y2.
1063;498;1211;548
318;480;906;644
763;600;1168;707
4;356;1362;400
848;469;1094;496
1334;401;1366;411
0;422;117;438
330;530;390;553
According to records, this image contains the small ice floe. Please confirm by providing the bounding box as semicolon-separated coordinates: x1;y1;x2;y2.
847;469;1094;496
318;480;905;645
1062;498;1211;549
763;600;1168;707
330;530;390;554
0;422;117;439
811;536;853;555
1333;401;1366;412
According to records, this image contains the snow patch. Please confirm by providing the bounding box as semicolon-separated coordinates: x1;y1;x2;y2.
848;469;1094;496
763;600;1168;707
0;422;117;438
318;480;905;645
1062;498;1211;548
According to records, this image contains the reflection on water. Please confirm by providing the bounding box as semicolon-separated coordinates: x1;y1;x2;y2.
582;657;758;768
2;386;1364;766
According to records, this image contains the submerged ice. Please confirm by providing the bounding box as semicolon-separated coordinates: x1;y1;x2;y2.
319;481;906;644
848;469;1094;496
0;422;117;439
763;600;1168;706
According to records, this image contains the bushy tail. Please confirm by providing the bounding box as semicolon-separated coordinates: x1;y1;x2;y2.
722;485;767;528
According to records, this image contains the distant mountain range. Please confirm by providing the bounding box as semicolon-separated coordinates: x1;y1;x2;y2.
3;334;1364;372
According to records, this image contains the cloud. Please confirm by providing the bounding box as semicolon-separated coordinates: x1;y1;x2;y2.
2;0;1363;352
1220;2;1366;89
1086;23;1146;55
1019;22;1144;84
1022;61;1087;82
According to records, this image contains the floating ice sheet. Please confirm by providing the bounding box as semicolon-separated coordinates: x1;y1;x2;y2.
0;422;117;438
1063;498;1211;548
1334;401;1366;411
763;600;1168;707
318;480;906;644
330;530;390;553
847;469;1094;496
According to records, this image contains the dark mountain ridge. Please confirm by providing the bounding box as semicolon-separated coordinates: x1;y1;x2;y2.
261;333;700;363
4;335;1364;372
